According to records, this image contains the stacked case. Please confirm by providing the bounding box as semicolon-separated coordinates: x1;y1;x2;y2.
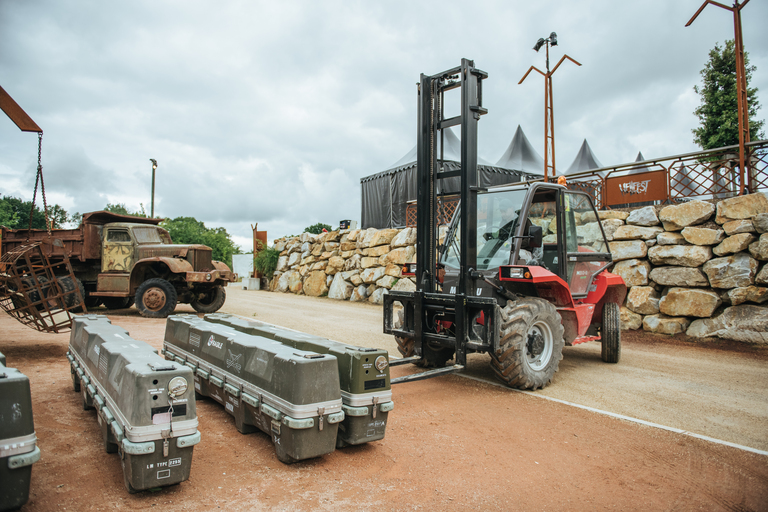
68;315;200;493
163;315;345;463
204;313;393;447
0;352;41;511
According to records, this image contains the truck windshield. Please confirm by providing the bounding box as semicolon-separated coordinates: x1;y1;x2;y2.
133;226;163;244
441;189;528;271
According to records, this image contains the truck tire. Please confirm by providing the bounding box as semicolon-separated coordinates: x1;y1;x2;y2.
101;297;132;310
601;302;621;364
190;286;226;314
393;309;453;367
490;298;564;390
135;278;178;318
57;276;85;311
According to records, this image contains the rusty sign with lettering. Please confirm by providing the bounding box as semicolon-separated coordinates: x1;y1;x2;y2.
605;170;668;206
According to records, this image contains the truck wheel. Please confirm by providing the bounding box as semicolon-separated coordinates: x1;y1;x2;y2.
135;278;178;318
57;276;85;311
190;286;226;313
101;297;132;310
84;296;102;309
490;298;564;390
601;302;621;364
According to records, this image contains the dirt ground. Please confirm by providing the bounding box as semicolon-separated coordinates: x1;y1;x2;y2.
2;287;768;511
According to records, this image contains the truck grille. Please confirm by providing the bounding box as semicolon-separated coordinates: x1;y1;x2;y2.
188;249;213;271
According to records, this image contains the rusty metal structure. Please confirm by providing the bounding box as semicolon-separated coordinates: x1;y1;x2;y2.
686;0;753;194
519;33;581;181
0;239;84;333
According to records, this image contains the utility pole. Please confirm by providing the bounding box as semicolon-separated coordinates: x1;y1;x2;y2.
519;33;581;181
150;159;157;217
687;0;752;194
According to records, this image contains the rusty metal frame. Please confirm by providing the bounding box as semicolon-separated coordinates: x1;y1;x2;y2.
0;239;86;333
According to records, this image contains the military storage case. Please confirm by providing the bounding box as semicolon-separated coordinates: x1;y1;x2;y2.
163;315;344;463
68;315;200;493
204;313;394;447
0;353;41;511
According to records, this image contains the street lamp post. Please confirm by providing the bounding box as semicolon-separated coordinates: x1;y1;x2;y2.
519;32;581;181
150;158;157;218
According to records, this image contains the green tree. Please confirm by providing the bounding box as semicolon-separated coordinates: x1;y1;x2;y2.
160;216;241;268
103;203;148;217
0;195;69;229
693;40;765;150
304;222;332;234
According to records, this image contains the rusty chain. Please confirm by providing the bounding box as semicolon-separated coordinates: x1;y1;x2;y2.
26;131;51;239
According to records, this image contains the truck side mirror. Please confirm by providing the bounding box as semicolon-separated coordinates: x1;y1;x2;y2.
528;225;543;249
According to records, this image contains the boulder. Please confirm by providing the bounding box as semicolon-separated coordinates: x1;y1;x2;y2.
643;314;691;335
303;271;329;297
346;229;362;242
349;284;368;302
287;251;302;268
620;307;643;330
344;254;362;271
757;264;768;285
645;239;657;248
601;219;625;241
659;287;721;317
368;287;388;305
702;252;758;288
349;273;363;287
576;222;605;243
328;273;354;300
311;260;328;271
626;206;660;227
385;263;403;277
659;200;715;231
327;255;345;270
680;227;725;246
274;240;287;252
380;246;416;266
376;275;398;289
657;232;687;246
754;213;768;234
647;245;712;267
391;277;417;293
687;305;768;343
391;227;417;248
361;267;386;284
581;210;629;223
269;271;283;292
748;233;768;261
276;255;289;272
722;219;755;236
612;225;664;241
609;240;648;261
365;244;391;257
612;259;651;287
723;286;768;306
713;233;756;257
340;241;357;252
715;192;768;224
275;270;299;293
360;228;399;249
649;266;709;287
361;256;381;269
626;286;660;315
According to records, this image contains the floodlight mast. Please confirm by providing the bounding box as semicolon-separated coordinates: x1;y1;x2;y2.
686;0;753;195
519;33;581;181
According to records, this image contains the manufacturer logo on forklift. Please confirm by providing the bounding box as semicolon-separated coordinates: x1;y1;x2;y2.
207;335;223;349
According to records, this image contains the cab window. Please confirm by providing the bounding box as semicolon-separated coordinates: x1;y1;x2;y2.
106;229;131;243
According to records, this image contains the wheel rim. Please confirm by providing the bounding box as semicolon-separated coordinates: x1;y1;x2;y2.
526;320;554;371
143;287;167;311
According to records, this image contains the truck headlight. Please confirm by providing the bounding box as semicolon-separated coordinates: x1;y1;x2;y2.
206;273;212;281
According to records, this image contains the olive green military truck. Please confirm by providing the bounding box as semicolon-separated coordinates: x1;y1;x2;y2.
0;211;235;318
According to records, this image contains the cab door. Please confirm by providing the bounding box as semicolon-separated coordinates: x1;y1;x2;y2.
102;227;134;272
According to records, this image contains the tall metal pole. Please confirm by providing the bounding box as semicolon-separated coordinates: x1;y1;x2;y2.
686;0;752;194
519;37;581;181
150;159;157;218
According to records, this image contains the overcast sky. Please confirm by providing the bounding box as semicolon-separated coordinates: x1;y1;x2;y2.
2;0;767;250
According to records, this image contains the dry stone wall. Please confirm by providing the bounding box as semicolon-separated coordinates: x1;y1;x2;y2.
267;193;768;344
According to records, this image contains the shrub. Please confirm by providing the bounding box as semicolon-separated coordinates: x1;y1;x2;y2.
254;247;280;277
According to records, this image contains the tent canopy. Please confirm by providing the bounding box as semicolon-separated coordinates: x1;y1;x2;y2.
564;139;604;176
495;125;545;176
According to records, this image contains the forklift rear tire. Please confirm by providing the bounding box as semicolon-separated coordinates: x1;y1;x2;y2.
394;311;453;367
135;278;178;318
490;298;564;390
600;302;621;364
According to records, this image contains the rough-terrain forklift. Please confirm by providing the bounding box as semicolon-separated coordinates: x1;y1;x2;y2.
383;59;627;390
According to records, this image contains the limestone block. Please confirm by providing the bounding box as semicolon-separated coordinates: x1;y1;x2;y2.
365;244;391;257
645;240;656;248
626;286;660;315
659;287;721;317
287;252;302;268
657;232;687;246
723;219;755;236
274;240;287;252
326;231;342;243
757;264;768;285
626;206;659;227
301;241;311;253
647;245;712;267
702;252;758;288
325;265;339;276
609;240;648;261
361;256;380;269
349;284;368;302
754;214;768;234
367;284;377;296
713;233;756;257
368;287;388;305
350;273;363;286
356;228;377;249
276;255;289;272
391;228;417;248
723;286;768;306
601;219;625;241
344;254;362;271
715;192;768;224
299;232;312;243
311;244;323;257
385;263;403;277
642;314;691;335
311;260;328;271
340;241;357;252
327;274;334;287
376;275;398;289
269;272;282;292
687;305;768;343
346;229;361;242
274;272;290;293
392;277;417;293
340;250;356;259
380;246;416;266
659;200;715;231
320;250;338;261
620;307;643;330
286;240;302;254
276;270;300;294
543;234;558;244
681;227;725;246
748;233;768;261
581;210;629;223
298;265;310;277
612;259;651;287
361;267;386;284
530;218;552;234
328;273;354;300
324;241;340;252
577;222;605;244
649;266;709;287
612;225;664;240
361;228;399;249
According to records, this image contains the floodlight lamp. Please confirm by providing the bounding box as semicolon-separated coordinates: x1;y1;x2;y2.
533;38;545;52
549;32;557;46
150;158;157;170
